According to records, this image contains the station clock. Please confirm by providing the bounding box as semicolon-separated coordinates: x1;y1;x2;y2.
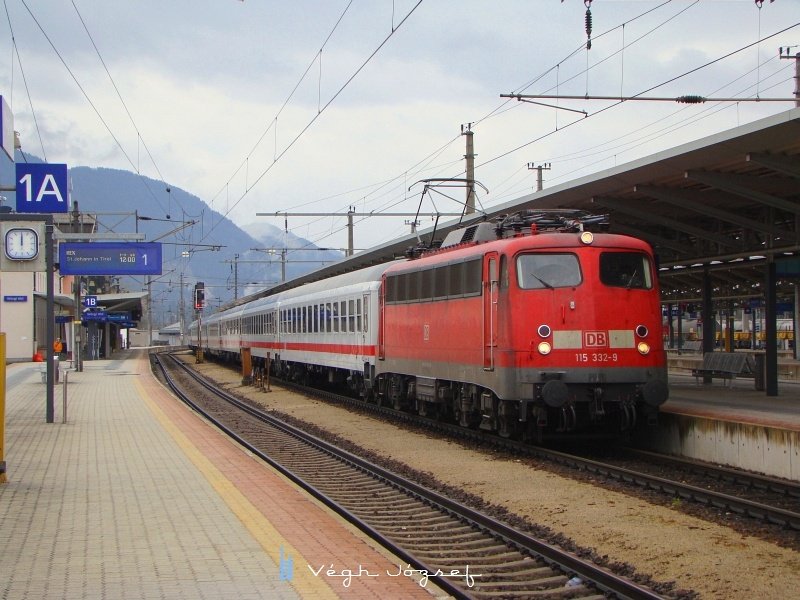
4;226;40;260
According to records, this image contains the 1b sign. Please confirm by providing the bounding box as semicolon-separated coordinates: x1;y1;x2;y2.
16;163;69;213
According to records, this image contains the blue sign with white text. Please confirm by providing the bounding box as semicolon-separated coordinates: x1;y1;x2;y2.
82;311;107;322
59;242;162;276
16;163;69;213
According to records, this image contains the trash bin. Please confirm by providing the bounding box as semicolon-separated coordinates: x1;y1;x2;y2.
753;352;765;391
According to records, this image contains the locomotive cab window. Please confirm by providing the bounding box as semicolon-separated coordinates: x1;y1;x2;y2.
517;253;581;289
600;252;652;289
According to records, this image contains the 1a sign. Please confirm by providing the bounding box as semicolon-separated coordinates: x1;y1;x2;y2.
16;163;69;213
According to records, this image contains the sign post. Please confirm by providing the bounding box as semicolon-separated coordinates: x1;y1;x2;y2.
1;333;6;483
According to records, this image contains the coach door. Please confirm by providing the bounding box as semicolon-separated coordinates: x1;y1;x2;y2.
483;253;499;370
360;293;369;360
378;278;386;360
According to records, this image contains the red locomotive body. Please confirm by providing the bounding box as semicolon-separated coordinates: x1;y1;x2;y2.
377;213;668;440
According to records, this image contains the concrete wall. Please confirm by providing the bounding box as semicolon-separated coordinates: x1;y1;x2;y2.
638;413;799;481
0;271;36;361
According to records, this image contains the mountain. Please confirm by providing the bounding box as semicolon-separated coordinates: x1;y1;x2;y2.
2;152;343;326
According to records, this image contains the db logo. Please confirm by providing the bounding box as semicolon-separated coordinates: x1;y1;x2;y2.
584;331;608;347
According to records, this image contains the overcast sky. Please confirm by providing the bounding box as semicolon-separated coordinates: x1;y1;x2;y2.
1;0;798;252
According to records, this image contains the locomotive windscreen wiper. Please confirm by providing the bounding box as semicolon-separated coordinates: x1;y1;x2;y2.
625;268;640;289
529;272;555;289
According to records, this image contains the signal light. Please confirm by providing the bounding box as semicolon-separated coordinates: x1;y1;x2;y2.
194;282;205;310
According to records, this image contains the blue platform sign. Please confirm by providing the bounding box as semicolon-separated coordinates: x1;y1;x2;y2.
83;295;98;307
82;310;107;322
16;163;69;213
59;242;162;276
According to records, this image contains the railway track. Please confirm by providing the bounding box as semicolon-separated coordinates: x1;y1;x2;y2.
153;352;664;600
237;360;800;534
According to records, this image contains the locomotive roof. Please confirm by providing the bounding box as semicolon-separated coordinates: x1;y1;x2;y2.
383;231;652;274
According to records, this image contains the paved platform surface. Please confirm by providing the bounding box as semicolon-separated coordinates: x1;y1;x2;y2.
0;351;440;599
665;371;800;431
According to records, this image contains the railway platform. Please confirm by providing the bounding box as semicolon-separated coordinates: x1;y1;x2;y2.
638;369;800;481
0;350;440;600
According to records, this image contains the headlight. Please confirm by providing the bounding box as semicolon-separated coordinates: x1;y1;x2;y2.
580;231;594;245
537;324;552;338
538;341;552;355
637;342;650;355
636;325;648;338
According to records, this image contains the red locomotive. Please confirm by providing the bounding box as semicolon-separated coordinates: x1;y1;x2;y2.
377;210;668;440
193;210;668;441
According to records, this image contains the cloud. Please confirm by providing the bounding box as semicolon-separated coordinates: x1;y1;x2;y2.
1;0;797;252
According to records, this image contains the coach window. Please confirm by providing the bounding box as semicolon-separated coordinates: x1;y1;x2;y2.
356;298;362;331
345;299;352;332
517;254;581;289
340;300;347;332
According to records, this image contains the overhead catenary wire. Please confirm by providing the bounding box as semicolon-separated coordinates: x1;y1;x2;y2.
69;0;170;188
236;0;701;254
15;0;174;218
3;0;47;161
201;1;425;246
479;21;800;172
249;5;798;259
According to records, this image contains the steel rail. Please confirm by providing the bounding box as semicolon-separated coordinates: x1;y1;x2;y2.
270;372;800;532
156;353;664;600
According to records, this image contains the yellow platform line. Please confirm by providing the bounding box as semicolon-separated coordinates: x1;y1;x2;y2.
137;379;338;599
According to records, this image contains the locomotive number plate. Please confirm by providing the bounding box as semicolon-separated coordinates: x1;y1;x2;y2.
575;352;619;363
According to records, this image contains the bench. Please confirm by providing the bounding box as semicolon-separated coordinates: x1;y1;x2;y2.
679;340;703;352
691;352;747;386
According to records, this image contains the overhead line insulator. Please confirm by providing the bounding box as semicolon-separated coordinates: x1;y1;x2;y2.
676;95;707;104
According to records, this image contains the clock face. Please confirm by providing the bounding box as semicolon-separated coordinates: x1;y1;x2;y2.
5;227;39;260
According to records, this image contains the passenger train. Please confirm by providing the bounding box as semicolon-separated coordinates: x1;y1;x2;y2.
189;210;668;441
